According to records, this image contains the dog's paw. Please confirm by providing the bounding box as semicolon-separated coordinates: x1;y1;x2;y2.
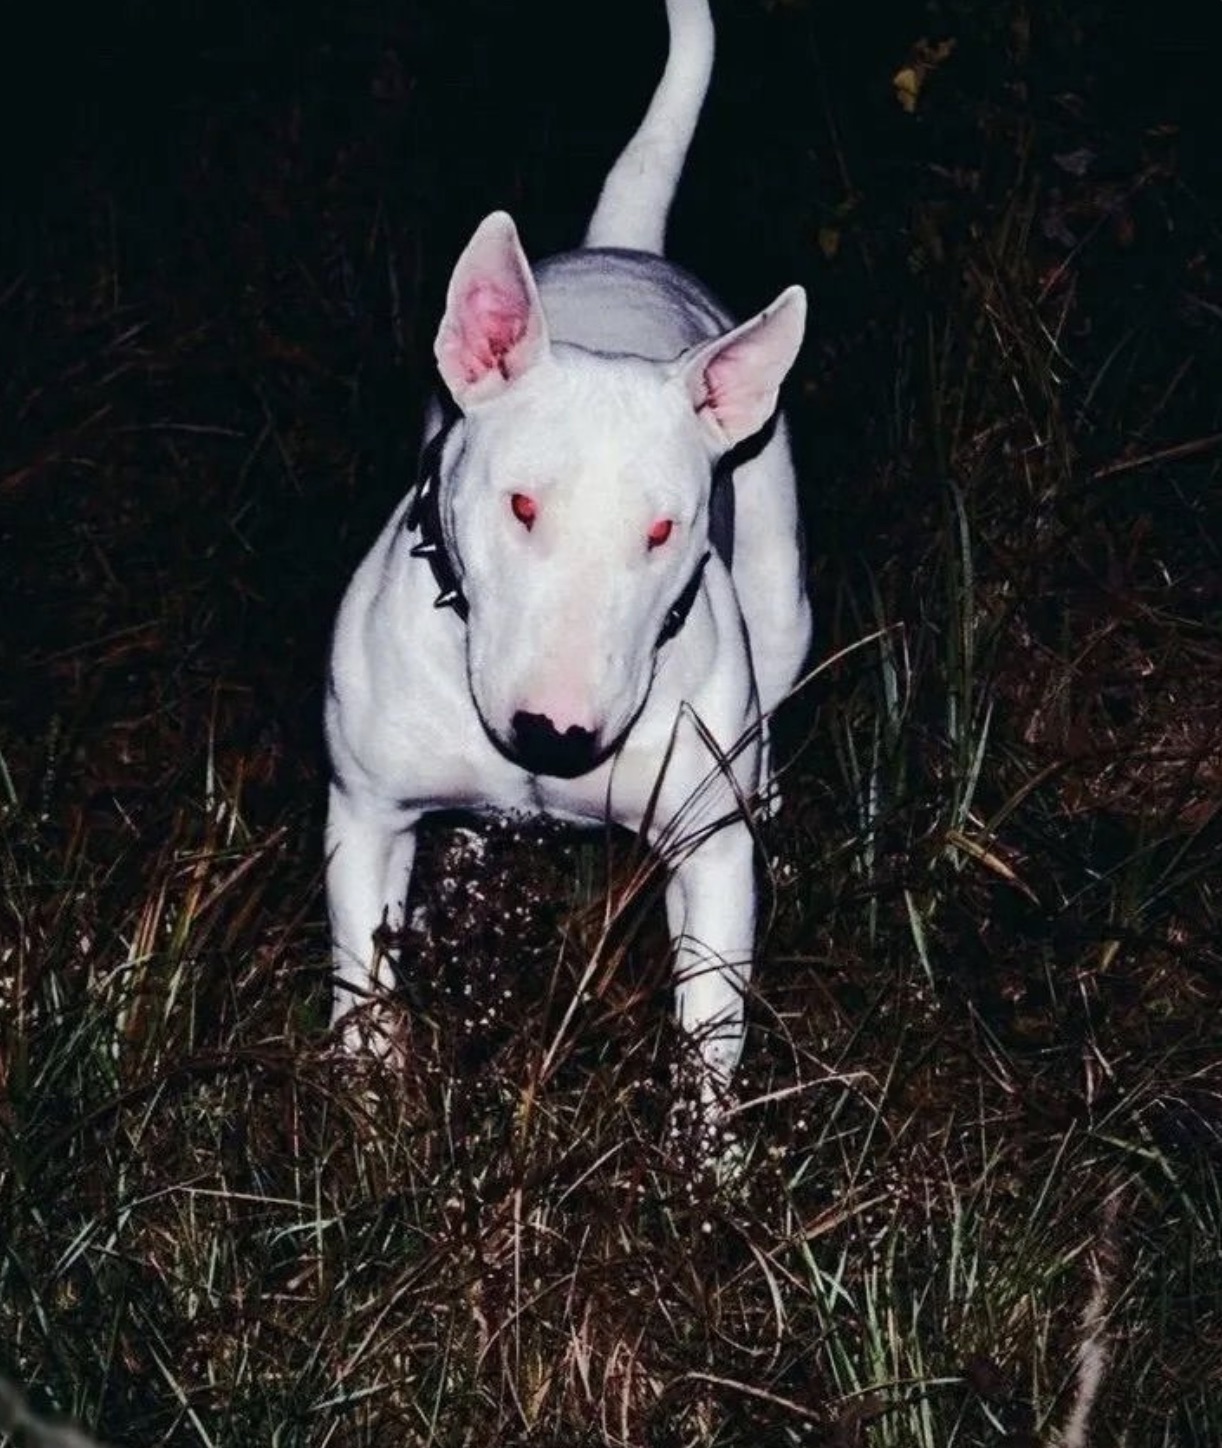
666;1062;748;1182
331;1000;408;1069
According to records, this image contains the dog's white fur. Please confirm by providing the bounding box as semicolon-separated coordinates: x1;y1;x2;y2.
325;0;811;1097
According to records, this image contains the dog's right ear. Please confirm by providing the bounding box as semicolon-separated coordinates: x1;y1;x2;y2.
434;212;551;408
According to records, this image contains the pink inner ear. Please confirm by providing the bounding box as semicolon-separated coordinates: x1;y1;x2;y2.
453;280;531;386
435;213;549;405
685;288;806;448
696;343;772;441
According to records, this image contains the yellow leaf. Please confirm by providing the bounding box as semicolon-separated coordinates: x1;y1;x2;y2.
892;36;957;114
893;65;921;114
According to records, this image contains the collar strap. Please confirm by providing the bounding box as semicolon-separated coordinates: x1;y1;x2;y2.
404;416;709;646
657;550;710;647
404;417;469;621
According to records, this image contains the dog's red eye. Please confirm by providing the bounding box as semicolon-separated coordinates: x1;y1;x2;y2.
647;518;674;550
510;493;537;530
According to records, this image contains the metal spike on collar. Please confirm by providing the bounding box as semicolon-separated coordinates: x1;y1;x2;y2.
404;411;469;621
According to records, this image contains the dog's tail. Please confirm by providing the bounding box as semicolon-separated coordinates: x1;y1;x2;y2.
582;0;714;256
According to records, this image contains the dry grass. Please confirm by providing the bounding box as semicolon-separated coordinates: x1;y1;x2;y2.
3;0;1221;1443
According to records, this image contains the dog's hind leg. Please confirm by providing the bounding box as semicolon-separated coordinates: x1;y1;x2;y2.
325;783;420;1050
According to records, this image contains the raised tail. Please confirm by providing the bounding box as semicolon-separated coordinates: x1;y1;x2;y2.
582;0;714;255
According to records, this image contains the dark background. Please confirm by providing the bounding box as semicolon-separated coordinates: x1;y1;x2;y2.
2;0;1220;824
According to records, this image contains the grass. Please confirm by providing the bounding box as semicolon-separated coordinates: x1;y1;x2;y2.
3;0;1222;1443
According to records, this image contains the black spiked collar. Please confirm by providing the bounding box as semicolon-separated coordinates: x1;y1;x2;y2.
656;550;710;647
404;418;468;620
404;414;710;646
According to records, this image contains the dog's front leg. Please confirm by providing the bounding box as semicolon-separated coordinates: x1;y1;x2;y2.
663;819;757;1106
325;782;420;1050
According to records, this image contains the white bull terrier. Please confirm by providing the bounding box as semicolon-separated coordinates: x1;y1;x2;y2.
325;0;812;1104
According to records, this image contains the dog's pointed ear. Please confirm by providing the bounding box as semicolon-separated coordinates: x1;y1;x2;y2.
676;286;806;449
434;212;551;408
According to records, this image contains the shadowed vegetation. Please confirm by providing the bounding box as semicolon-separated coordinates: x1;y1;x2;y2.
2;0;1220;1443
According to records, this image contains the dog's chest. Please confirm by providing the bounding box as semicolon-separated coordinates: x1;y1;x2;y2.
416;754;619;829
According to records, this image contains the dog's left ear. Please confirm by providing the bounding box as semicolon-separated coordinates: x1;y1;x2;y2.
435;211;551;409
676;286;806;450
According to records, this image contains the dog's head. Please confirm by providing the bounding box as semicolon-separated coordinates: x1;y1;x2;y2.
429;212;805;779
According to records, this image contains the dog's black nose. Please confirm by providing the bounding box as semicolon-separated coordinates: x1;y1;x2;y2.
511;711;600;778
